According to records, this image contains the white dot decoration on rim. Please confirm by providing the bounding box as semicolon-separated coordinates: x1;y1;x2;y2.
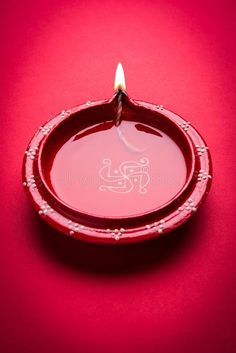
178;198;196;213
39;201;54;215
25;146;38;160
178;121;190;131
196;170;212;182
39;125;53;135
156;105;164;111
23;175;36;189
68;220;86;236
60;110;71;118
145;220;165;234
196;145;208;157
106;228;126;241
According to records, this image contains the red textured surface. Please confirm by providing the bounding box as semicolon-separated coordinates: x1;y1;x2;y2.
1;0;235;352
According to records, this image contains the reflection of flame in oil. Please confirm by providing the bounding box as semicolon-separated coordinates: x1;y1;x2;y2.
117;126;145;153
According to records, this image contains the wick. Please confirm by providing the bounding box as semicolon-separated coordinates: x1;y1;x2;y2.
115;90;146;153
115;90;123;127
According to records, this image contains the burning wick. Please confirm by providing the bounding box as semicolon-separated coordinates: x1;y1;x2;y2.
114;63;145;153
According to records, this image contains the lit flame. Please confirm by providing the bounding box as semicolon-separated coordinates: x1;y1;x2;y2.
114;62;126;91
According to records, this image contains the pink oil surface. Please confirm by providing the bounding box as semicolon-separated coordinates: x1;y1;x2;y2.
49;121;187;217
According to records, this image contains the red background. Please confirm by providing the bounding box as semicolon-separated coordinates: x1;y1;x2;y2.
1;0;236;352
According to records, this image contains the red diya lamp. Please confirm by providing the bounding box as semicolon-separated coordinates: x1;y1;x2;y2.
22;63;212;244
